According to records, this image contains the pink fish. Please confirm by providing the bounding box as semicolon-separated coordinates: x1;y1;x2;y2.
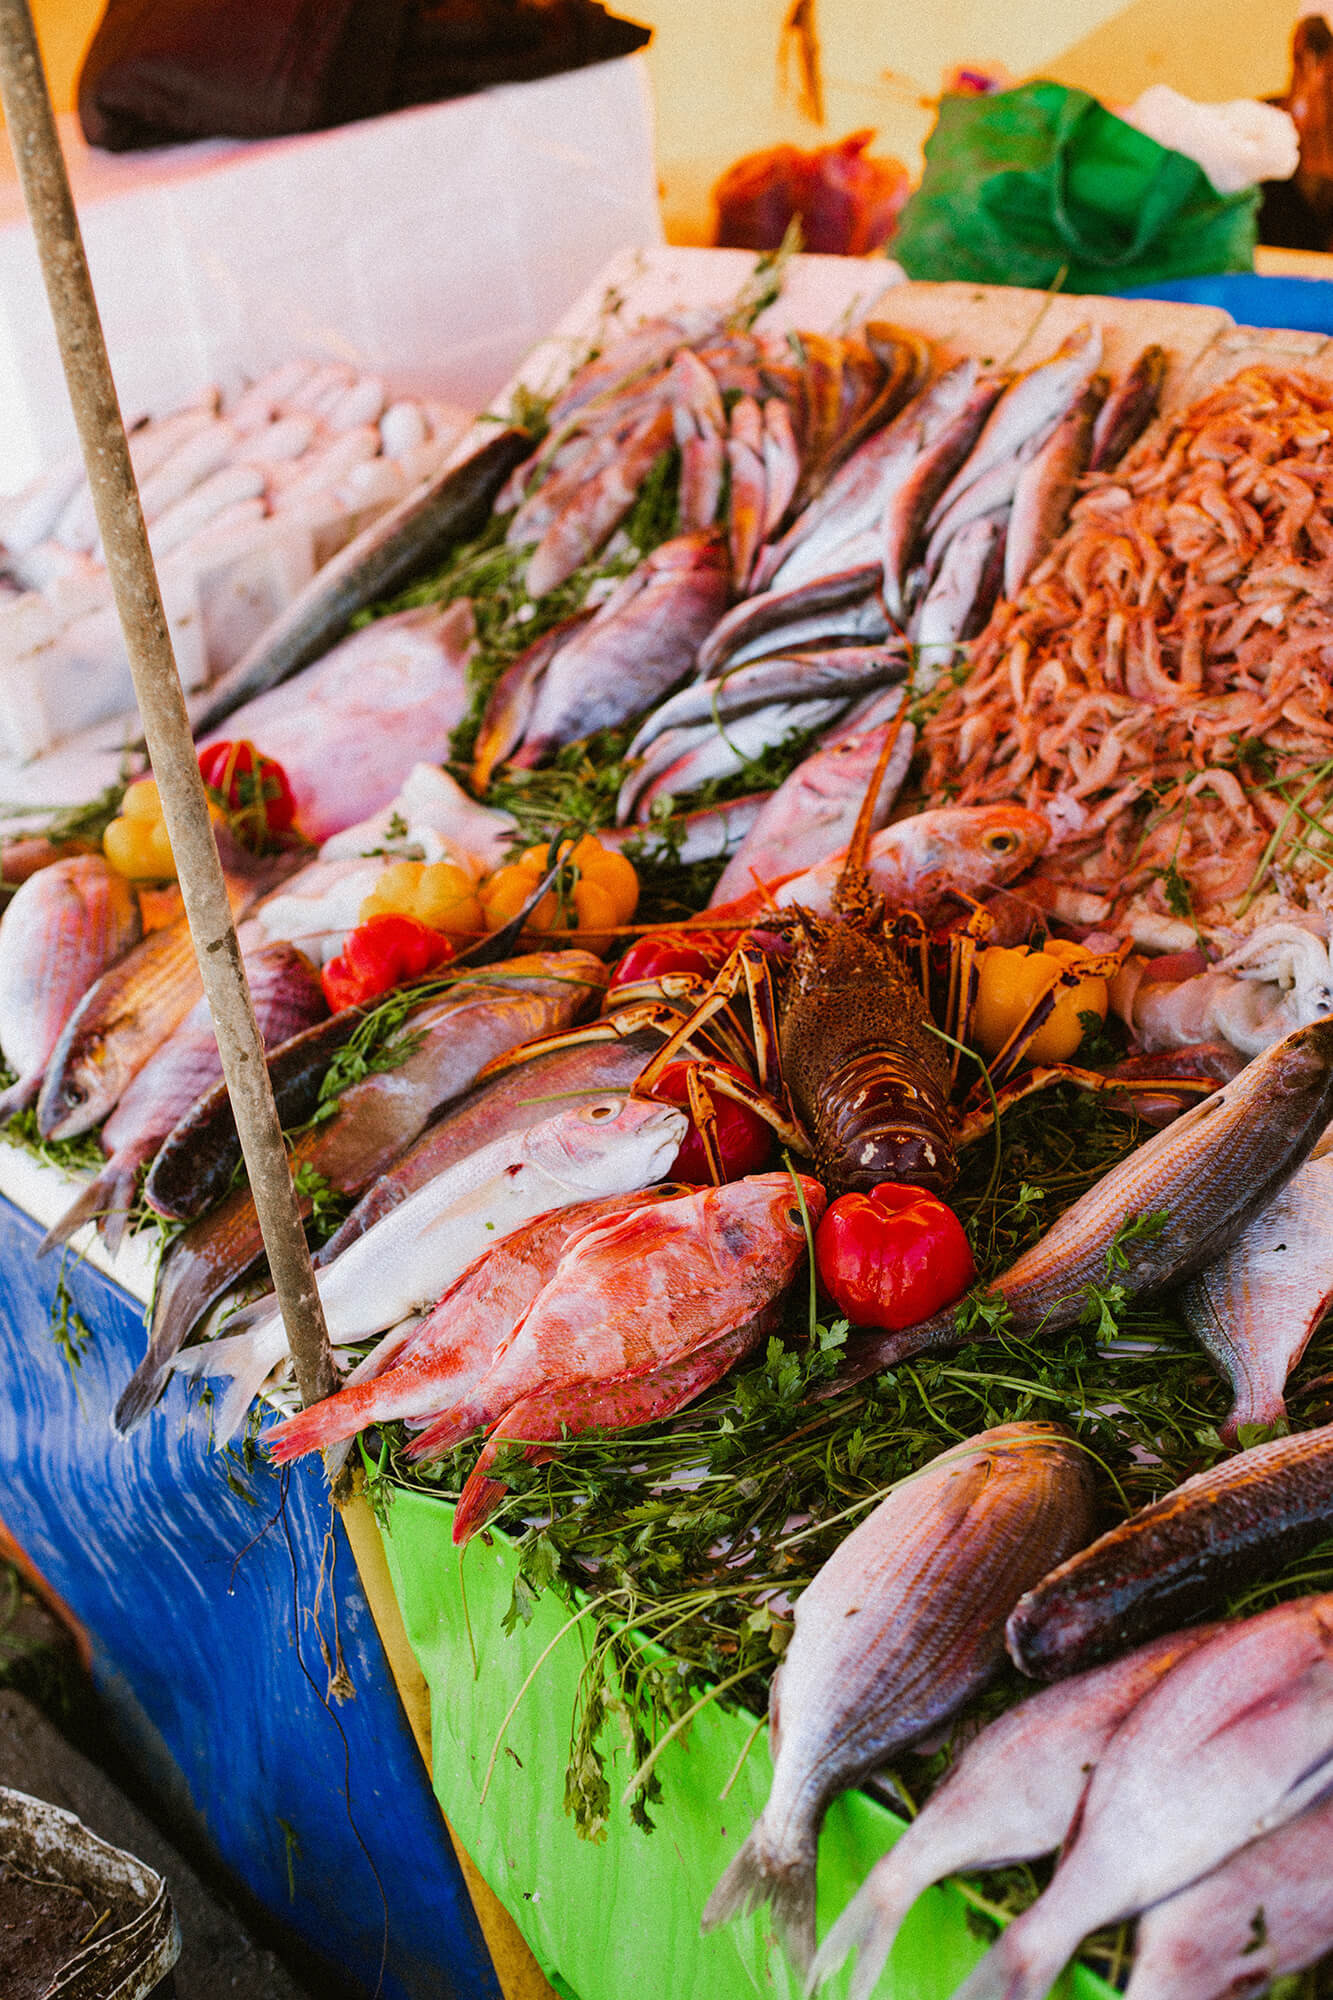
405;1170;826;1494
264;1184;690;1463
199;602;473;841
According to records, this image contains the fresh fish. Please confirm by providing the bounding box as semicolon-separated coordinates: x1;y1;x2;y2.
1002;376;1107;598
927;325;1104;527
511;534;730;765
39;941;326;1259
760;803;1050;923
524;406;675;599
695;565;883;680
405;1171;824;1473
812;1625;1220;2000
909;513;1006;691
1006;1423;1333;1679
881;376;1005;619
761;397;800;536
709;594;896;675
923;457;1027;574
624;647;906;759
757;361;981;595
1125;1788;1333;2000
471;612;592;792
198;603;475;843
190;426;531;733
1180;1146;1333;1444
116;952;604;1432
1087;344;1167;474
36;914;213;1141
310;1023;659;1264
598;795;767;867
266;1184;693;1461
830;1015;1333;1389
315;763;518;879
949;1594;1333;2000
710;706;914;906
726;398;768;587
701;1423;1094;1974
0;856;140;1121
192;1095;689;1445
618;698;848;826
542;312;721;430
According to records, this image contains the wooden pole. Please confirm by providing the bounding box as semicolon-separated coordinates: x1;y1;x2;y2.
0;0;337;1413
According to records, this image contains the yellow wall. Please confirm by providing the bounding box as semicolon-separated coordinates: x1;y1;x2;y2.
23;0;1320;243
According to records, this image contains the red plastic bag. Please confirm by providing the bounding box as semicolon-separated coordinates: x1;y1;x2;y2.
712;130;911;257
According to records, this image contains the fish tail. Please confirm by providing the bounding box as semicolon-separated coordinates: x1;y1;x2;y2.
452;1469;509;1545
265;1380;382;1464
702;1818;819;1975
402;1402;485;1462
948;1917;1069;2000
38;1168;120;1258
807;1860;915;2000
1219;1382;1287;1448
186;1324;291;1448
114;1355;170;1434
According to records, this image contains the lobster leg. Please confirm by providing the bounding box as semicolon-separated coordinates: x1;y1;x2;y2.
955;1062;1218;1148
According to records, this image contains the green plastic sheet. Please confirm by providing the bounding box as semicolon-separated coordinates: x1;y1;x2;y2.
381;1484;1118;2000
892;81;1259;295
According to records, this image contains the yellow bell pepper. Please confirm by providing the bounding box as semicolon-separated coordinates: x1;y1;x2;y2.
358;860;484;939
514;836;639;927
972;938;1109;1065
103;777;177;880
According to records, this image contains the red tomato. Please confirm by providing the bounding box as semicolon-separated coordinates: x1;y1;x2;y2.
321;914;454;1013
198;740;298;846
610;929;738;987
652;1059;774;1183
815;1181;976;1332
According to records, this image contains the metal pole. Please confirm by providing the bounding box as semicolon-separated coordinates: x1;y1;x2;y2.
0;0;337;1412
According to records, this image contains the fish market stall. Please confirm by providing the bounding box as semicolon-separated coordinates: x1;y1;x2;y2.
6;244;1333;2000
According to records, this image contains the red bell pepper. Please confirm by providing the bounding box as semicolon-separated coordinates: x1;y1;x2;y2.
321;914;455;1013
815;1181;976;1332
652;1059;774;1183
610;928;738;987
198;739;298;847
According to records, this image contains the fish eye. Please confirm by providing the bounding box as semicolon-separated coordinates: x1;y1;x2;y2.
785;1207;802;1226
590;1103;613;1119
984;829;1021;854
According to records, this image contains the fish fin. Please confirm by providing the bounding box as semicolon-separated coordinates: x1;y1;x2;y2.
38;1163;130;1258
701;1818;818;1976
946;1921;1070;2000
0;1072;40;1125
402;1398;489;1463
807;1861;912;2000
451;1392;567;1545
211;1328;292;1447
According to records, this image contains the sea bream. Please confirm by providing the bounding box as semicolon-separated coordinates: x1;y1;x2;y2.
187;1095;688;1444
829;1013;1333;1389
1006;1422;1333;1679
116;951;607;1432
701;1423;1094;1974
811;1625;1220;2000
39;938;326;1259
948;1594;1333;2000
0;855;140;1121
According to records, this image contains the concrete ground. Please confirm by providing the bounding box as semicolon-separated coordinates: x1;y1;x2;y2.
0;1575;316;1999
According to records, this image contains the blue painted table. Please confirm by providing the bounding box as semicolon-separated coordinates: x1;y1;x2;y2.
0;1190;500;2000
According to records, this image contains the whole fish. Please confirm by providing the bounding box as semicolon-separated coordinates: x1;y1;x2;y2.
193;1094;689;1444
624;646;906;759
1002;376;1107;598
266;1183;694;1461
511;534;730;765
1125;1788;1333;2000
405;1171;824;1469
198;602;475;842
908;512;1006;690
311;1021;659;1263
927;325;1104;527
755;803;1050;924
524;405;676;598
757;361;981;595
695;564;883;680
618;697;849;825
709;706;914;906
471;612;592;792
1006;1423;1333;1679
949;1594;1333;2000
1087;343;1167;474
0;856;140;1121
881;374;1006;618
36;913;214;1141
829;1015;1333;1390
115;951;605;1432
811;1625;1219;2000
189;425;531;734
701;1423;1095;1974
39;940;326;1259
1180;1144;1333;1443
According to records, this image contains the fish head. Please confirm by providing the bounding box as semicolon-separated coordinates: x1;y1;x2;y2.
36;1031;127;1140
714;1169;828;1241
525;1094;689;1194
872;804;1049;910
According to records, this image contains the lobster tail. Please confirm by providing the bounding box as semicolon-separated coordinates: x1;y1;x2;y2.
812;1044;956;1195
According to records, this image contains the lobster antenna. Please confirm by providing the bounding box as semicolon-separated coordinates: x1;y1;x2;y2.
833;697;908;914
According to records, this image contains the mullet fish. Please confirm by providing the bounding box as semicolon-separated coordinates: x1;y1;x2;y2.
701;1423;1094;1974
1006;1422;1333;1679
830;1015;1333;1389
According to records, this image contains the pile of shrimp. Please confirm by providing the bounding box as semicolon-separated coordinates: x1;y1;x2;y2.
921;364;1333;932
